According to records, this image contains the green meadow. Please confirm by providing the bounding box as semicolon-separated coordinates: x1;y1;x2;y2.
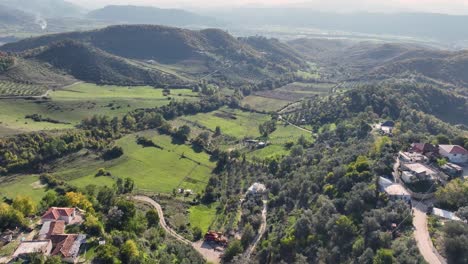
67;131;214;194
180;107;270;139
189;202;219;232
0;175;51;202
0;83;199;135
241;95;291;112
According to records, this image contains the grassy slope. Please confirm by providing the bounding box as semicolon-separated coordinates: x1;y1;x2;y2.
1;130;214;202
180;107;270;139
0;83;198;136
67;131;214;194
241;95;291;112
189;202;219;232
0;175;51;201
247;122;313;159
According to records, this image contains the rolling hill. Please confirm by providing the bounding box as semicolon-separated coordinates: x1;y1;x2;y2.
1;25;306;85
289;38;468;89
87;5;218;27
23;40;183;86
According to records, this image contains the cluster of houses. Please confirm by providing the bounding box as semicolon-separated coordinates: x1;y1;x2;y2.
12;207;86;263
398;143;466;184
379;142;467;203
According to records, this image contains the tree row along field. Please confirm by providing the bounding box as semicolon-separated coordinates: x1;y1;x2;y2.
0;81;48;97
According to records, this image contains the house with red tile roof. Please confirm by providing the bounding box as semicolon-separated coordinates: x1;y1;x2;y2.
41;207;76;224
50;234;87;263
39;220;65;240
439;145;468;164
409;143;438;155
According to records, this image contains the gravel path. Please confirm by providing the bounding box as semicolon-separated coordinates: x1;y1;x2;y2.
132;195;221;263
243;200;267;260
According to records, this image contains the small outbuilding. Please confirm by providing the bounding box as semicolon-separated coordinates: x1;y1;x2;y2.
247;183;266;195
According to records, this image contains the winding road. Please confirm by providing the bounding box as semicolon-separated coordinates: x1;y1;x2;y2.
132;196;221;263
133;196;192;244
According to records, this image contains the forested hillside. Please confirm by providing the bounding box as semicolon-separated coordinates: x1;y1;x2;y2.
0;52;14;72
289;38;468;89
1;25;306;85
26;40;183;86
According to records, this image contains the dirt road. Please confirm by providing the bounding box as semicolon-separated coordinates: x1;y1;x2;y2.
243;200;268;260
132;195;221;264
278;115;313;134
133;196;191;244
413;202;447;264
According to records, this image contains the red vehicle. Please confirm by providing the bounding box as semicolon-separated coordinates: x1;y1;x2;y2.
204;231;228;246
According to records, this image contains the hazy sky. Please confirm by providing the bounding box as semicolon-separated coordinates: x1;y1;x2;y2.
67;0;468;15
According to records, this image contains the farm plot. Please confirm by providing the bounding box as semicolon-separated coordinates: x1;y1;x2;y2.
0;83;200;135
180;107;270;139
0;81;48;97
0;175;51;202
246;123;314;160
68;131;214;194
241;95;291;112
253;82;337;102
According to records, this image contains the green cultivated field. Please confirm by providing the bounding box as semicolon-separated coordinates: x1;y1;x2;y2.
0;175;51;202
248;123;313;159
180;107;270;139
0;83;199;135
241;95;291;112
1;130;214;201
0;81;48;97
189;202;219;232
67;131;214;194
270;123;312;144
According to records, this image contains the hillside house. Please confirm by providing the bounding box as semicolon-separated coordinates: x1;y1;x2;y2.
247;182;266;196
409;143;438;155
401;163;437;182
438;145;468;164
13;240;53;259
41;207;77;224
380;120;395;134
39;220;65;240
50;234;87;263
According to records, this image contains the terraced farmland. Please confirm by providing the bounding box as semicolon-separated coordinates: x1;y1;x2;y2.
0;81;48;97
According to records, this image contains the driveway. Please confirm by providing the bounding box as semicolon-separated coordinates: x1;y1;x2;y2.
413;202;446;264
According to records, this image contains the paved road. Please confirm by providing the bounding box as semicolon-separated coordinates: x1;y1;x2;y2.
243;200;267;260
392;159;446;264
413;202;447;264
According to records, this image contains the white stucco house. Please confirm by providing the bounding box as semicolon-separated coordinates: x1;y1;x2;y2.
438;145;468;164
